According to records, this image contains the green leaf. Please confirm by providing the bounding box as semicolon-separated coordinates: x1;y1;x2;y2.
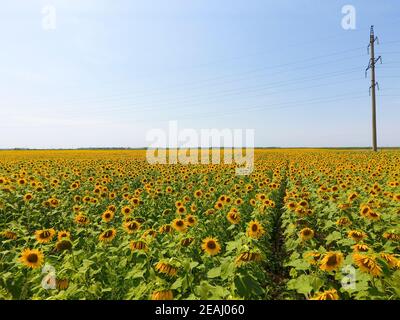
325;231;342;244
207;266;221;278
171;278;183;290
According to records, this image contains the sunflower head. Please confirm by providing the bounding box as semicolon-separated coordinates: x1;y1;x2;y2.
124;221;141;234
201;237;221;256
172;218;187;232
56;239;73;252
56;278;69;290
227;210;241;224
319;252;343;272
235;251;262;266
348;230;367;242
57;230;70;241
102;210;114;222
155;261;178;277
310;289;339;300
180;237;194;247
1;230;17;240
151;290;173;300
185;215;197;226
353;253;382;277
99;229;117;242
20;248;44;269
35;228;56;243
247;220;265;239
299;228;314;241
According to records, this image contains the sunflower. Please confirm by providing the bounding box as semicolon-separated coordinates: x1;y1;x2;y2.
305;251;321;265
20;248;44;269
310;289;339;300
360;205;371;217
348;192;358;202
176;206;186;215
151;290;173;300
247;220;265;239
383;231;400;241
102;210;114;222
201;237;221;256
159;224;173;233
214;201;224;210
353;243;370;253
336;217;351;227
74;213;89;225
352;253;382;277
235;251;262;266
185;215;197;226
348;230;367;242
286;202;297;211
194;189;203;198
130;240;148;251
155;261;178;277
319;252;343;272
172;219;187;232
56;278;69;290
299;228;314;241
56;239;73;252
181;237;194;247
226;210;241;224
338;203;351;210
99;229;117;242
142;229;157;238
235;198;243;205
123;221;141;234
23;193;33;202
379;252;399;269
57;230;70;241
366;211;380;221
393;194;400;202
297;200;309;208
35;228;56;243
121;206;132;215
1;230;17;240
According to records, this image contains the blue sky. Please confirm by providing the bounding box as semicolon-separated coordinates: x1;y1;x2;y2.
0;0;399;148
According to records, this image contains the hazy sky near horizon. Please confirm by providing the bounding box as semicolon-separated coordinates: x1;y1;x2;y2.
0;0;400;148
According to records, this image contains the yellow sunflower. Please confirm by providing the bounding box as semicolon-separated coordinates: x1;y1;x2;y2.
247;220;265;239
123;221;141;234
185;215;197;226
226;210;241;224
57;230;70;241
155;261;178;276
99;229;117;242
352;253;382;277
348;230;367;242
35;228;56;243
299;228;314;241
201;237;221;256
151;290;173;300
20;248;44;269
102;210;114;222
171;218;187;232
319;252;343;272
130;240;148;251
310;289;339;300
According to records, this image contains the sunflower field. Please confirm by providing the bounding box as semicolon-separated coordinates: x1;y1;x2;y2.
0;149;399;300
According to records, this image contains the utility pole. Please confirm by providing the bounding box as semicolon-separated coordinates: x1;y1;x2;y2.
366;26;382;152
